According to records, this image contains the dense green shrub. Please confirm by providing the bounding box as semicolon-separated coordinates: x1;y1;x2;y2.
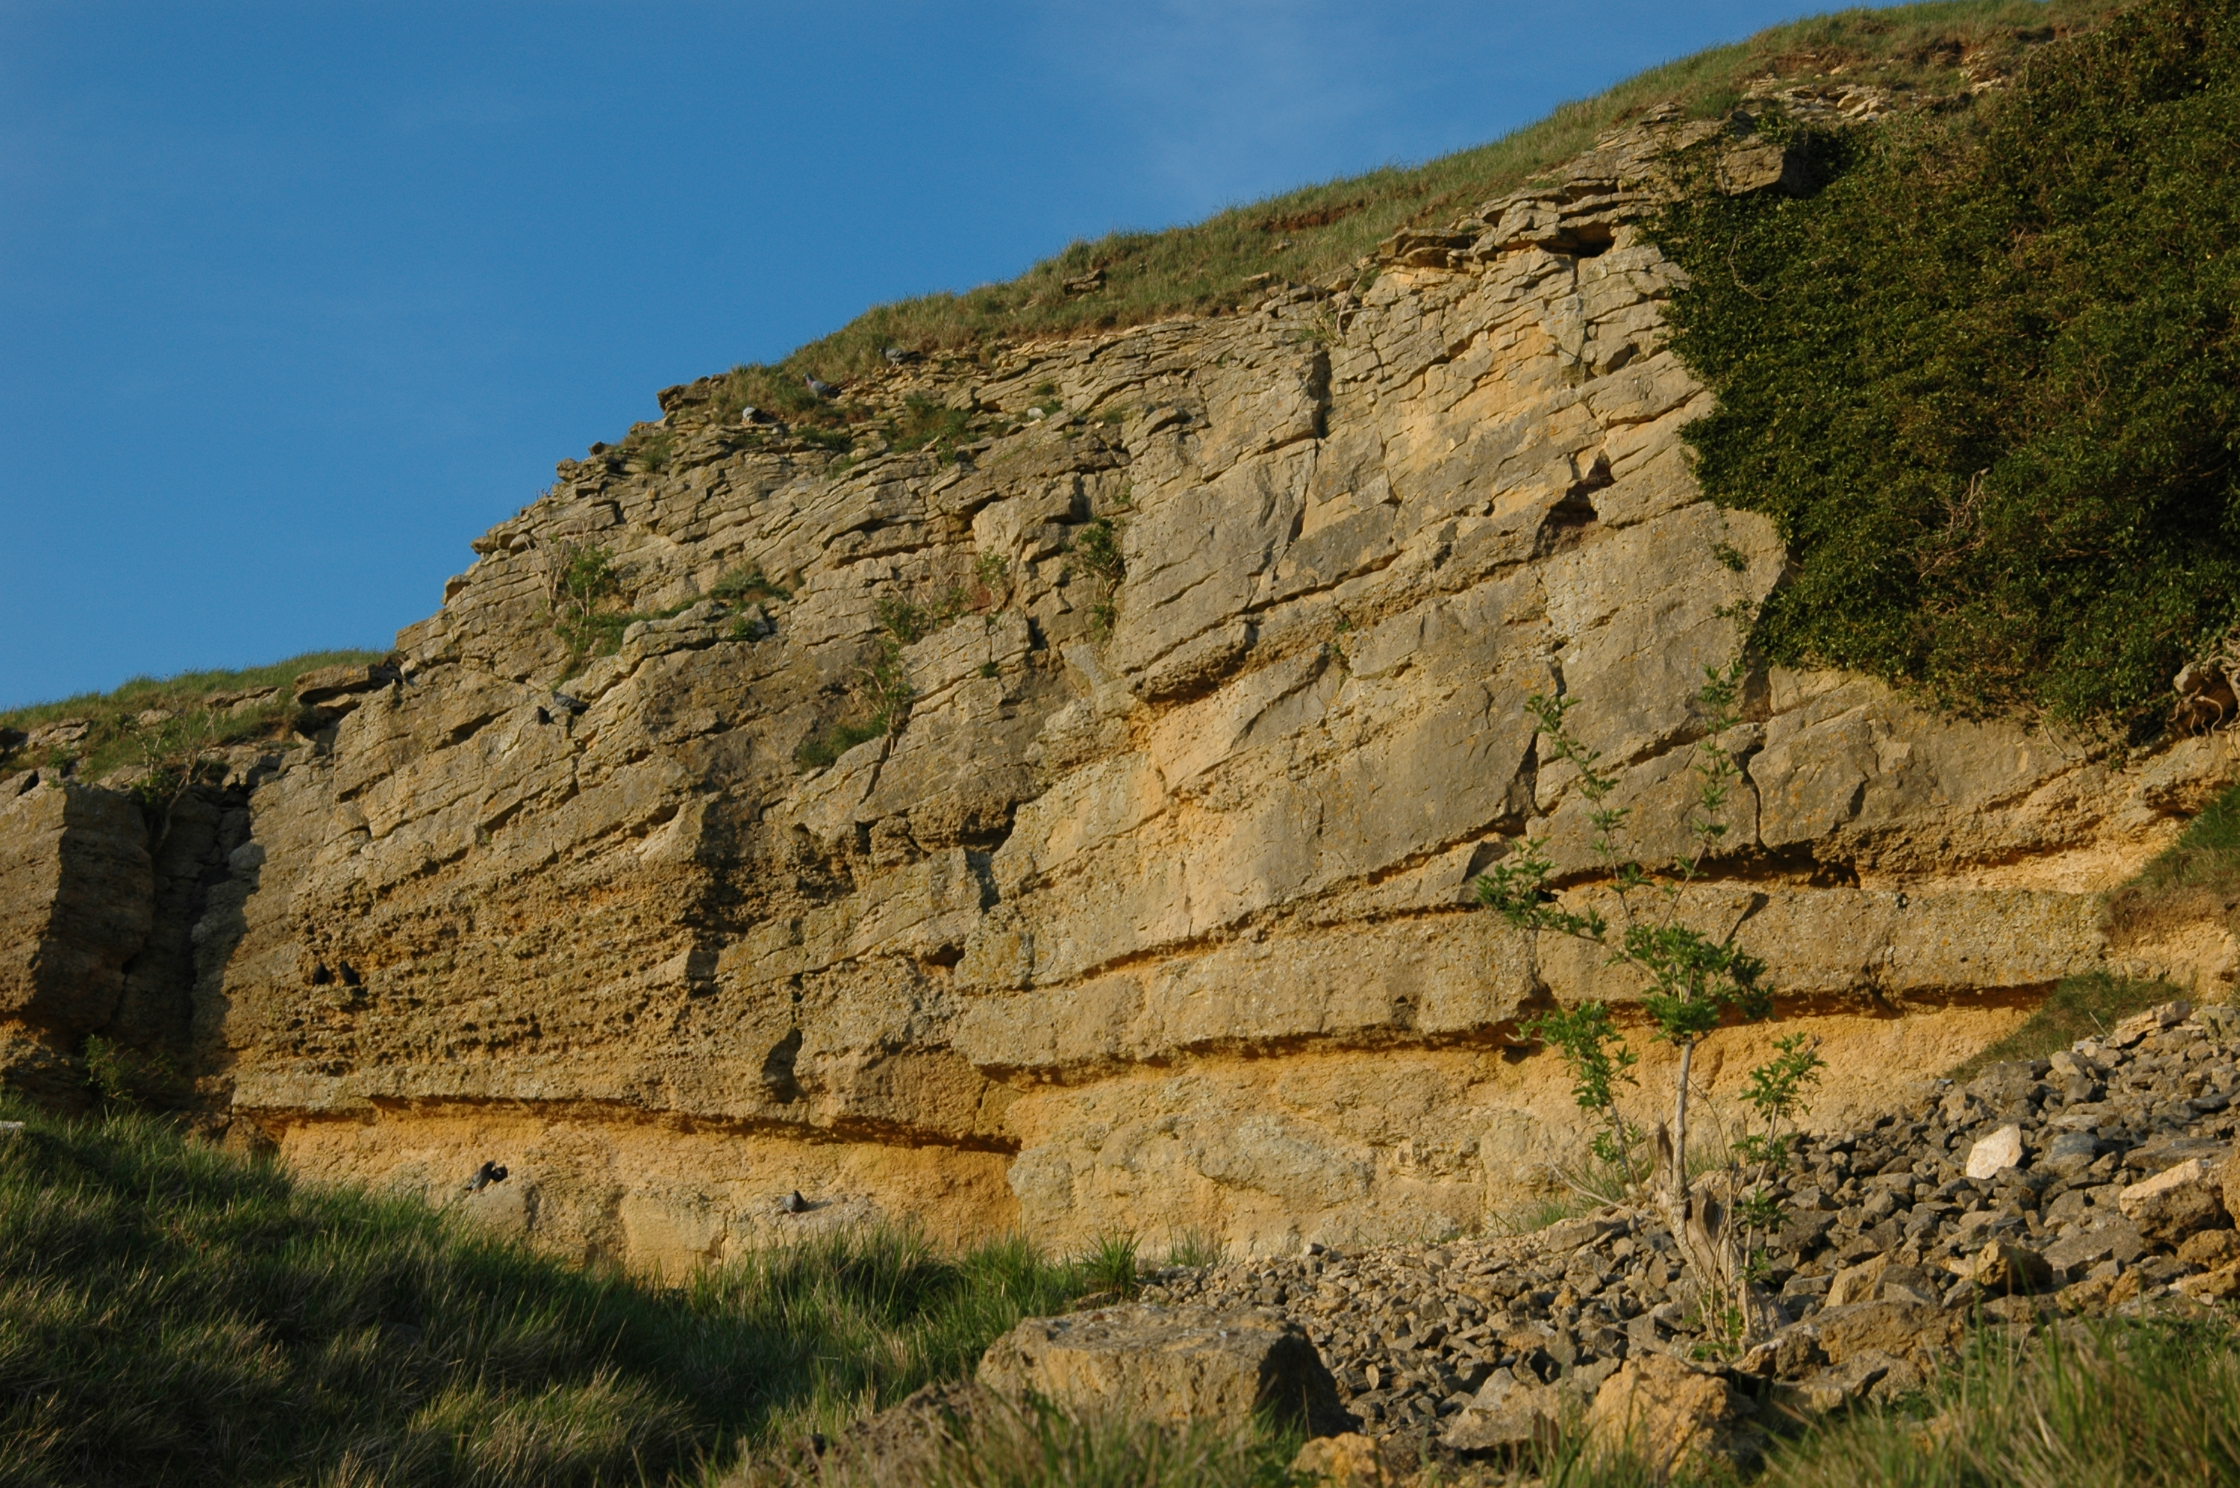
1654;0;2240;729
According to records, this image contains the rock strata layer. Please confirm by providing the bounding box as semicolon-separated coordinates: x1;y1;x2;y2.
5;109;2238;1263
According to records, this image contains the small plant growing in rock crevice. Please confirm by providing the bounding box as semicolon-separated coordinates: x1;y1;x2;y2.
1477;659;1813;1345
1066;518;1127;637
795;586;973;771
128;707;221;851
1730;1030;1825;1270
621;426;675;474
82;1034;178;1111
886;394;976;461
970;552;1014;612
710;565;790;605
548;542;628;659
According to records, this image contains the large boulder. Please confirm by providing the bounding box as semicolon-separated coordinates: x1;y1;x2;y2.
976;1304;1349;1435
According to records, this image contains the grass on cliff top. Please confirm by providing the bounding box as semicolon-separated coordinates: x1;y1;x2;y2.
710;0;2115;422
0;1100;1249;1488
1654;0;2240;730
0;649;387;781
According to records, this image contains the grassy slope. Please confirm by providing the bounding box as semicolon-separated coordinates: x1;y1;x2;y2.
0;1101;1226;1488
12;1091;2240;1488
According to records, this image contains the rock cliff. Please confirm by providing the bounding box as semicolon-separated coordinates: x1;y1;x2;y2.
6;109;2235;1268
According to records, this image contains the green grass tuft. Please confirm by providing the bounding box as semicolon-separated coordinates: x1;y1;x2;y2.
1948;972;2182;1080
2105;780;2240;936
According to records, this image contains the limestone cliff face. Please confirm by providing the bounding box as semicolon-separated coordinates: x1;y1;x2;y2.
9;116;2236;1267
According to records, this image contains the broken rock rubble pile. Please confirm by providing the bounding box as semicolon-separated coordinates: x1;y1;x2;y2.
1143;1000;2240;1444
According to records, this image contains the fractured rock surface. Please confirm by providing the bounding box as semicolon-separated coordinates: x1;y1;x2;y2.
5;112;2238;1264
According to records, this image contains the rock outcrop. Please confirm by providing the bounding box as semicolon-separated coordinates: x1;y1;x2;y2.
5;110;2236;1266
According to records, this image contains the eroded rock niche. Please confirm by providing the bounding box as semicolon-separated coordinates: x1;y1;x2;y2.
5;118;2234;1271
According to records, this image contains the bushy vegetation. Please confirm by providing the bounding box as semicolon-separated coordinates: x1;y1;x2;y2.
705;2;2111;426
0;1101;1229;1488
0;650;386;781
1655;0;2240;730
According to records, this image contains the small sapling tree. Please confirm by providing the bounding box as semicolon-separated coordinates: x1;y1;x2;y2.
1477;660;1813;1342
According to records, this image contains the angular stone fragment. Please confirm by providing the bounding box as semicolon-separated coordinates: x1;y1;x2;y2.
2040;1130;2102;1177
1737;1325;1828;1382
1588;1353;1751;1479
2216;1145;2240;1229
1825;1253;1889;1307
1772;1348;1917;1417
2044;1219;2148;1275
1441;1370;1561;1454
291;662;393;709
2109;1001;2192;1048
977;1305;1349;1435
2118;1157;2228;1246
1811;1301;1962;1368
2057;1269;2143;1312
2177;1228;2240;1272
1961;1241;2052;1295
1966;1124;2025;1180
2178;1261;2240;1303
1291;1432;1395;1486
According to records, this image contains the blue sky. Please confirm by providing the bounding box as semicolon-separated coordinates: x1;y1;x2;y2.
4;1;1846;709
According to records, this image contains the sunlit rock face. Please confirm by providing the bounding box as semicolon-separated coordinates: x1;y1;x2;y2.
8;118;2233;1270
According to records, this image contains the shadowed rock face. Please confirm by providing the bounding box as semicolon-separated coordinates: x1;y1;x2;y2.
0;780;152;1107
7;114;2236;1268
